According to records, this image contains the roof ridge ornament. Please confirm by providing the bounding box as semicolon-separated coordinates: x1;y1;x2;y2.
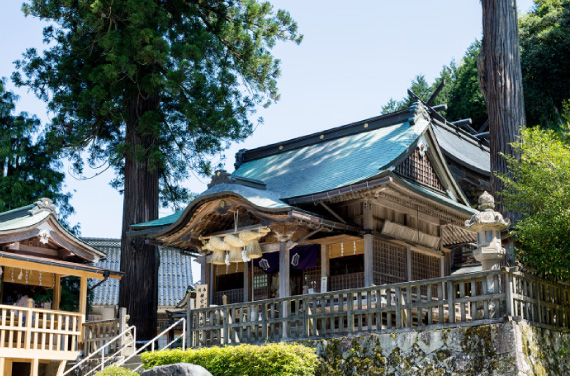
30;198;57;215
408;101;430;126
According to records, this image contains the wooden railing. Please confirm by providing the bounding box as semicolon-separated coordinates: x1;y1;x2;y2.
0;304;83;357
187;268;570;348
83;319;120;355
509;271;570;329
83;307;129;356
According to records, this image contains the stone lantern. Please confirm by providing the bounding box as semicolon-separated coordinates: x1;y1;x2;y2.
465;191;511;272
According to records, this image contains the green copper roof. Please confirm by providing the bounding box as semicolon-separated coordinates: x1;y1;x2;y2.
0;210;51;231
130;183;291;229
233;119;429;199
130;211;183;229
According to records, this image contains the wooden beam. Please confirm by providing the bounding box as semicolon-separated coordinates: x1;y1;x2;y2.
53;274;61;310
0;256;112;280
79;276;88;317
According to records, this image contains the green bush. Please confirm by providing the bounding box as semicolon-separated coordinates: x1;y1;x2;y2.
140;343;318;376
94;366;139;376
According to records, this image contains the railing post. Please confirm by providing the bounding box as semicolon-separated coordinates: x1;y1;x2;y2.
302;298;309;338
347;292;354;334
504;270;514;317
118;307;127;355
186;299;194;348
447;280;456;324
223;308;229;345
261;303;267;341
25;306;32;350
281;301;289;339
182;318;186;350
395;287;402;328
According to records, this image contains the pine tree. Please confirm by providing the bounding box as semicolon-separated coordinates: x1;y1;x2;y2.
14;0;301;340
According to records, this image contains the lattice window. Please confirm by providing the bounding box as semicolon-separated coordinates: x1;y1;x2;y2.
411;251;441;281
373;239;407;285
253;266;269;301
302;252;321;292
411;251;441;296
395;148;445;191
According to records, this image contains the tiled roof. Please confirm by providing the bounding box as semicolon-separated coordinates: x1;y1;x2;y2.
233;120;428;199
84;238;194;308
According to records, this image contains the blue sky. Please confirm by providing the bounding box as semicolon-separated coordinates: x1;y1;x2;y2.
1;0;534;243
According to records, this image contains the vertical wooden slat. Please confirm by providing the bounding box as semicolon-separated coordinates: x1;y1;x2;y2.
459;280;466;322
427;283;433;325
347;292;354;334
406;287;412;327
447;280;455;324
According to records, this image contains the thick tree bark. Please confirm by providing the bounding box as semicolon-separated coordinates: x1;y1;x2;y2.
118;96;160;342
478;0;526;216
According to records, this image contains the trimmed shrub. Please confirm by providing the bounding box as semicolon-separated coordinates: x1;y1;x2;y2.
94;366;139;376
140;343;318;376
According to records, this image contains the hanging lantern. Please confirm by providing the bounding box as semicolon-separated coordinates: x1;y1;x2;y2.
244;240;263;259
211;251;226;265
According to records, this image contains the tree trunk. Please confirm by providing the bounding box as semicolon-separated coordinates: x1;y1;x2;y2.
118;97;160;342
478;0;526;216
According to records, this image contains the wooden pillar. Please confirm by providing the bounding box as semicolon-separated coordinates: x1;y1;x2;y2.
209;263;214;305
200;256;208;285
279;242;290;338
363;200;374;287
53;274;61;310
79;276;88;317
407;248;413;281
278;242;290;298
243;261;249;302
440;255;446;278
320;245;329;292
30;358;39;376
0;357;4;376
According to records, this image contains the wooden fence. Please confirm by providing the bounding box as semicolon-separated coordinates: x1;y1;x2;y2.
0;304;83;356
83;307;129;356
187;268;570;348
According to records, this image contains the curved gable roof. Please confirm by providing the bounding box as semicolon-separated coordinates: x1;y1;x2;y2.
234;119;429;199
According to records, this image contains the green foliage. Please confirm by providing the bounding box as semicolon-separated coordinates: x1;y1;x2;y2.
140;343;318;376
29;276;93;311
498;127;570;281
14;0;302;209
94;366;139;376
519;0;570;129
380;41;487;130
0;78;76;229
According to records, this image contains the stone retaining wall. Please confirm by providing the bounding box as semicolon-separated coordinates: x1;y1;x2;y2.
299;320;570;376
